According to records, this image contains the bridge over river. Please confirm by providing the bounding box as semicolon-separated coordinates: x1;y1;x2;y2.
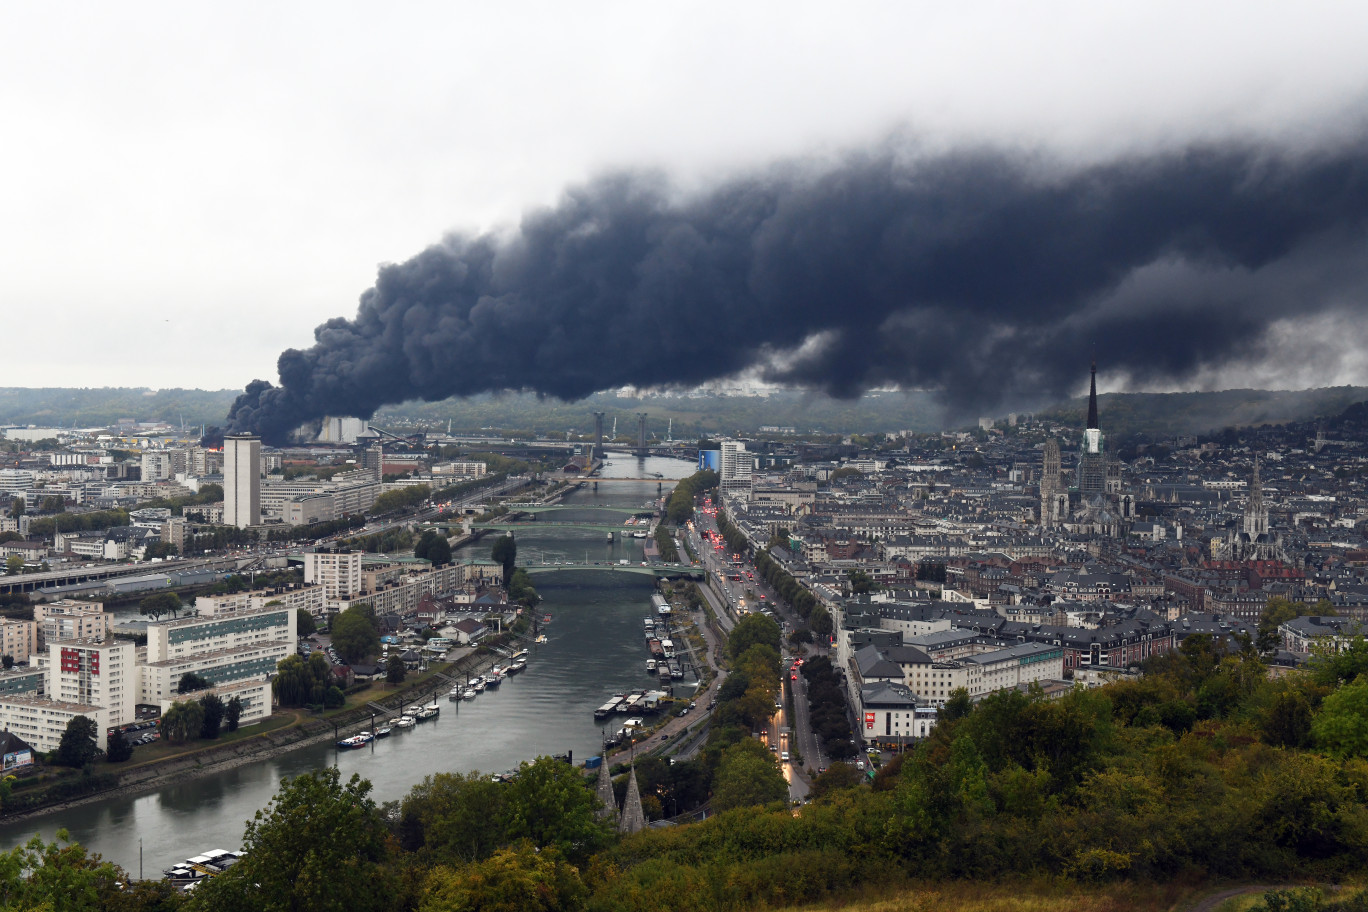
523;561;705;579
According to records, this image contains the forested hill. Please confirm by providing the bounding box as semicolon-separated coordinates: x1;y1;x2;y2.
2;384;1367;438
1038;385;1368;438
0;388;237;430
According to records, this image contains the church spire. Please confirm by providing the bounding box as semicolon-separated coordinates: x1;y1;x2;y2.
1086;360;1099;430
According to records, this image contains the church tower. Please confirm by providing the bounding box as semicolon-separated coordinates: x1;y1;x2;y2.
1077;361;1107;496
1040;439;1063;527
1243;459;1269;538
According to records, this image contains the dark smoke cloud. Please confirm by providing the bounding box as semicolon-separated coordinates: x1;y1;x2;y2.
223;139;1368;442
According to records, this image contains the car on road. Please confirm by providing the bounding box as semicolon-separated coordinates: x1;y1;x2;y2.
780;751;790;762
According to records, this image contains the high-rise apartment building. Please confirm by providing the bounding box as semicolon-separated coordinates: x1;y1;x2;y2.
303;550;363;600
720;439;750;496
223;434;262;528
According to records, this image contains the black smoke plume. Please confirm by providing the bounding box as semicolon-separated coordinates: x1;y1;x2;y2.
223;139;1368;443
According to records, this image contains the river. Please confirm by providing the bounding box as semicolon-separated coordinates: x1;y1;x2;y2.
0;454;697;877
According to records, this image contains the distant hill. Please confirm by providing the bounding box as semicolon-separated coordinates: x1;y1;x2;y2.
2;384;1366;439
1037;386;1368;438
0;387;237;431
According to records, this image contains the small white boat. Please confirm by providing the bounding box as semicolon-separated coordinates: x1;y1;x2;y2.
646;658;658;673
394;715;416;728
463;688;477;700
375;727;392;738
417;705;440;720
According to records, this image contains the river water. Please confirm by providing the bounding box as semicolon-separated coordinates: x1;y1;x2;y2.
0;454;696;876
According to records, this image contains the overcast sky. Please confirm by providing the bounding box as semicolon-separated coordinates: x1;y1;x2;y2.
3;1;1366;394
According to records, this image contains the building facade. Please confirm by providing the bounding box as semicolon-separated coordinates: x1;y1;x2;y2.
223;434;262;529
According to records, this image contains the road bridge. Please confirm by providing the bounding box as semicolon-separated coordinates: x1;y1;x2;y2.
472;522;634;534
523;561;705;580
501;504;648;517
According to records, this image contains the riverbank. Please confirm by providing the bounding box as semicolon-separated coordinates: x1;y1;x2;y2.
0;638;529;826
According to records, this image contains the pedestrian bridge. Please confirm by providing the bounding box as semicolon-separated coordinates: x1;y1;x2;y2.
523;561;705;580
472;521;633;534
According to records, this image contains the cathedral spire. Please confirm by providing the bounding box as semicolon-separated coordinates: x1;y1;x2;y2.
1086;360;1099;430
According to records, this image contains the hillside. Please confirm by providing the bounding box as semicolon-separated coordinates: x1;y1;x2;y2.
3;385;1368;439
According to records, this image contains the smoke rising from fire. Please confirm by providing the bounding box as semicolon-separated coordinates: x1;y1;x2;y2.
221;139;1368;443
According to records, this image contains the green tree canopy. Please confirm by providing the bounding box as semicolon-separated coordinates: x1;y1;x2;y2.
501;757;613;864
711;739;789;812
419;843;587;912
331;603;380;664
139;591;182;621
55;716;100;767
726;613;781;664
178;671;213;694
161;700;205;744
1312;677;1368;759
225;695;243;733
491;535;517;585
185;769;395;912
200;693;226;739
386;652;407;685
0;832;124;912
400;770;509;864
296;608;317;638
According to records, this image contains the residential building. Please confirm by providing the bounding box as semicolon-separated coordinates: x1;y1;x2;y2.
223;434;261;528
48;638;137;729
0;695;110;753
0;619;38;664
303;550;363;600
32;601;110;649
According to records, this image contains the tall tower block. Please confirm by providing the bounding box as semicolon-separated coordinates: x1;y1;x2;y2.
636;413;648;457
593;412;605;462
223;434;261;529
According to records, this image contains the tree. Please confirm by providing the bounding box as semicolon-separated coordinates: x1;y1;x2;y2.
331;604;380;664
0;832;125;912
178;672;213;694
726;613;781;663
55;716;100;767
142;540;178;559
7;499;22;518
501;756;613;863
413;529;438;561
491;534;517;585
1262;688;1313;748
295;608;317;638
105;731;133;763
200;693;226;739
711;739;789;811
139;592;182;621
419;843;586;912
809;761;865;800
386;652;407;685
400;770;509;863
427;535;452;566
4;555;22;576
184;768;394;912
1312;678;1368;759
225;696;243;733
161;700;205;744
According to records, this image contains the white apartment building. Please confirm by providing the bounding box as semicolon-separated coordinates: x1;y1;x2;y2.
432;461;487;478
33;601;110;649
329;563;467;617
140;602;296;705
303;551;363;600
0;695;110;753
905;642;1064;704
156;679;272;728
141;451;173;482
719;439;750;496
193;585;325;622
223;434;261;528
48;639;137;729
0;619;38;664
0;470;34;494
